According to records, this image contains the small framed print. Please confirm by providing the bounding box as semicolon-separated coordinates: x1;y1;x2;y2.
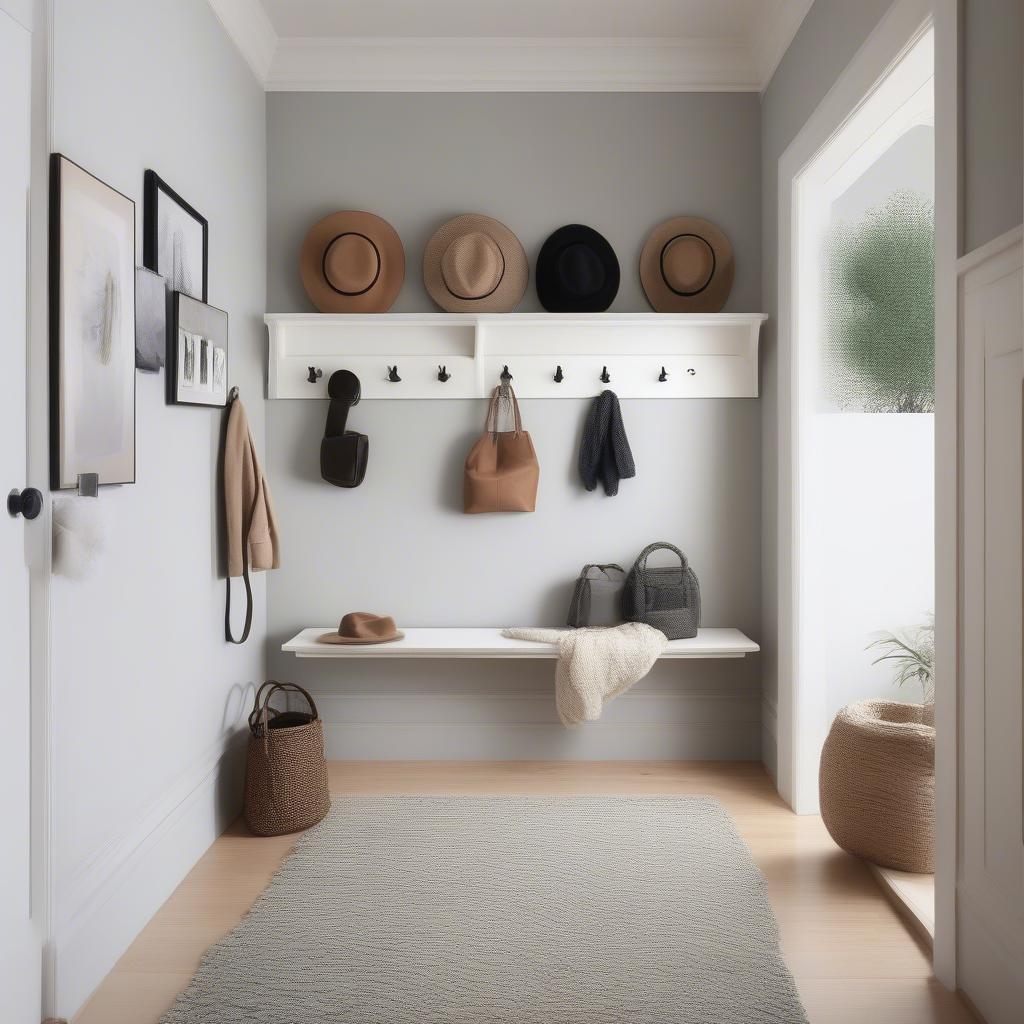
170;292;228;407
144;170;208;302
49;153;136;489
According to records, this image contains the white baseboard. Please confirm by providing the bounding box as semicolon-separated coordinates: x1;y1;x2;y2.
54;732;247;1018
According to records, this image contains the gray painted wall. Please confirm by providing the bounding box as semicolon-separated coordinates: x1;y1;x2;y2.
49;0;266;1012
759;0;1024;781
266;92;763;759
963;0;1023;252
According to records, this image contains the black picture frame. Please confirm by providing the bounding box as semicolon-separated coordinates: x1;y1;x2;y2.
49;153;137;490
143;169;208;303
169;292;229;407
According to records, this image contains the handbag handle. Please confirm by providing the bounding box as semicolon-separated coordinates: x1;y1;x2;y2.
484;385;523;437
248;680;320;735
633;542;688;577
581;563;625;578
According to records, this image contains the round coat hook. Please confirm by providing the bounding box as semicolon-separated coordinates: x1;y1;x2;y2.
600;366;611;384
658;366;669;382
387;365;401;382
687;367;696;376
553;365;564;383
307;366;323;383
437;365;451;382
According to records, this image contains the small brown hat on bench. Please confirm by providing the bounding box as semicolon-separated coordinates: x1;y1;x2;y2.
317;612;404;645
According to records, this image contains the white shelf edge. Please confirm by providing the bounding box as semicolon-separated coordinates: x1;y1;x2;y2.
265;312;766;401
281;626;760;660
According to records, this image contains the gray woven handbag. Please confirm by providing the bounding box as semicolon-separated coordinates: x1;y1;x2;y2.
622;542;701;639
567;564;626;627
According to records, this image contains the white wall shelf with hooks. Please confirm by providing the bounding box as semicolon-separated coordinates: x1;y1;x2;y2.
265;312;766;400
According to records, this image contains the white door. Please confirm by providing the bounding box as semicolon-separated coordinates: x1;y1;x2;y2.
0;2;42;1022
957;228;1024;1024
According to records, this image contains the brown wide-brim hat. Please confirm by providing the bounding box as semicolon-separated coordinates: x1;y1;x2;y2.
423;214;528;313
300;211;405;313
640;216;734;313
317;612;405;645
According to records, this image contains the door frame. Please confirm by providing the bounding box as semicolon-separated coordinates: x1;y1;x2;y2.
775;0;960;987
25;0;55;1012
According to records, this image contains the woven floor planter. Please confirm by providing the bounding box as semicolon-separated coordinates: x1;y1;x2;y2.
819;699;935;873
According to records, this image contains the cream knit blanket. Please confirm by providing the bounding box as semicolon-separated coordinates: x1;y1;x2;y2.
502;623;668;726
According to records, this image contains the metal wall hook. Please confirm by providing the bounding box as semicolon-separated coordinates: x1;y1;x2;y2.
387;365;402;382
600;366;611;384
687;367;696;376
500;364;513;383
437;365;451;382
307;366;322;383
553;365;564;383
658;366;669;382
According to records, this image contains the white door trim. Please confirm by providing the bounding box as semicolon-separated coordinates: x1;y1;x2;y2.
775;0;959;979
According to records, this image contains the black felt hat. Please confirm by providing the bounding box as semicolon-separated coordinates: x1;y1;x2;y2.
536;225;620;312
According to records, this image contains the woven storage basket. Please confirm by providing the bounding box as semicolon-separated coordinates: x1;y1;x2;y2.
819;699;935;873
244;681;331;837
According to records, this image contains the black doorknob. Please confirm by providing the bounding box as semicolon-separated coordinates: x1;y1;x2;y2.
7;487;43;520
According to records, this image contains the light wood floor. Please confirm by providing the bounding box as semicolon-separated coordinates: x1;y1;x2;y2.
75;762;977;1024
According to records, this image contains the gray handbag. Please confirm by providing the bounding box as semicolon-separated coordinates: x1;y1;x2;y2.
567;564;626;627
622;542;701;639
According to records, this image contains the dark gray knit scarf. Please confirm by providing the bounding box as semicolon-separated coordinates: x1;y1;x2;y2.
579;390;636;496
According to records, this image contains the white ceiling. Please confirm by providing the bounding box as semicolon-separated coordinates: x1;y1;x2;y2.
208;0;814;92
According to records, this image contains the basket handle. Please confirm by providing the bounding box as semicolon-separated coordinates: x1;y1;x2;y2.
634;542;688;576
248;680;320;735
581;563;625;578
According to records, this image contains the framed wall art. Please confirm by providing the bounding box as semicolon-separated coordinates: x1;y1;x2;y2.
49;153;136;489
143;169;208;302
135;265;166;372
170;292;229;407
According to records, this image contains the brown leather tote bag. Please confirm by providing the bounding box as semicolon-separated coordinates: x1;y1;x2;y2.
464;385;539;513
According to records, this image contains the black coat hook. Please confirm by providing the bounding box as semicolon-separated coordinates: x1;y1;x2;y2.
658;366;669;382
500;364;513;383
687;367;696;376
437;365;451;382
553;365;564;383
307;366;323;383
387;365;401;382
600;366;611;384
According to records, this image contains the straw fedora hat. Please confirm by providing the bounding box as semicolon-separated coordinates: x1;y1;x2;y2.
300;211;405;313
317;612;404;645
640;216;734;313
423;214;528;313
536;224;620;313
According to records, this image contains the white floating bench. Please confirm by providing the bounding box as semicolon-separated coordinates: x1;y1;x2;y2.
266;312;766;400
282;627;759;660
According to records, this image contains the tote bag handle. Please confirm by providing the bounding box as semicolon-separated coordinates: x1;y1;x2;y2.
633;542;689;578
483;385;524;438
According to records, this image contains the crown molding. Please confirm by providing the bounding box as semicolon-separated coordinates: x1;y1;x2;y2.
750;0;814;90
264;36;762;92
207;0;278;83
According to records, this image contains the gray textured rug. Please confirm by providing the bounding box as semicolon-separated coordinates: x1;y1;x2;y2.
162;796;807;1024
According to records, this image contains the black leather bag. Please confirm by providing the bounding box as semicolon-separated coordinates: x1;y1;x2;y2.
321;370;368;487
622;542;701;640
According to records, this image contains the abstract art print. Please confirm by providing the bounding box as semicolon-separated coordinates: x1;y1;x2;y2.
143;169;207;302
170;292;228;407
49;154;136;489
135;265;166;371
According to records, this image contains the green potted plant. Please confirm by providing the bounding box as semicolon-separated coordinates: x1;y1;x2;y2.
866;613;935;725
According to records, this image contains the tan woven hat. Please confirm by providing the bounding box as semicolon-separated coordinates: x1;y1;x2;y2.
317;612;404;645
300;211;405;313
423;214;528;313
640;216;734;313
